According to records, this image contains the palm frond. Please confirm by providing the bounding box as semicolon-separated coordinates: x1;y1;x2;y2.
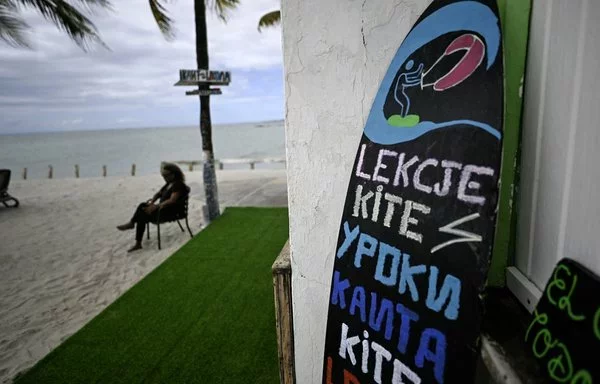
257;10;280;32
12;0;111;18
67;0;112;14
148;0;174;40
11;0;109;50
209;0;239;23
0;2;30;47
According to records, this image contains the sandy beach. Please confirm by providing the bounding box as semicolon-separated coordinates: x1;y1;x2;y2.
0;169;287;383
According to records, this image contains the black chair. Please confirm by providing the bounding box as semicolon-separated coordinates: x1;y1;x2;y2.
0;169;19;208
147;186;193;249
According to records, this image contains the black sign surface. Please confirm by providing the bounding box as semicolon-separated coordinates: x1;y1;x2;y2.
322;1;503;383
525;258;599;383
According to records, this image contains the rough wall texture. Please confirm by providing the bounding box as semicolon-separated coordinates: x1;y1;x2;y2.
281;0;431;382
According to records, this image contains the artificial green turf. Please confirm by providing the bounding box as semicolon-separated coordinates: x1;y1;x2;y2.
14;207;289;384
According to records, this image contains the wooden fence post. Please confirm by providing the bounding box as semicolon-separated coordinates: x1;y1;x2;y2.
22;168;27;180
48;165;53;179
272;241;296;384
75;164;80;178
102;165;107;177
131;164;136;176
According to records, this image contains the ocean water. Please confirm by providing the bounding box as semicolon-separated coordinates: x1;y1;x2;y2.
0;121;286;180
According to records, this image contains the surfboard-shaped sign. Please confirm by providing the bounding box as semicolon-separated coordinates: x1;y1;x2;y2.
322;1;503;383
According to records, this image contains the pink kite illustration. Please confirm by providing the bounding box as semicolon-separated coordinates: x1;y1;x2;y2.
422;33;486;91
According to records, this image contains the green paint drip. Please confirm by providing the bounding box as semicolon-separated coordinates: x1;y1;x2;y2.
387;114;420;127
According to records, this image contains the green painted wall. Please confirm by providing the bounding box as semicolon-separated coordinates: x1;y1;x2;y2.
488;0;532;287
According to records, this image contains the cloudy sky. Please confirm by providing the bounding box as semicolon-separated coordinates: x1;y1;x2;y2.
0;0;283;134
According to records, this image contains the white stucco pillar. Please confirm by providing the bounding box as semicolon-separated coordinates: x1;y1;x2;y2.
281;0;431;382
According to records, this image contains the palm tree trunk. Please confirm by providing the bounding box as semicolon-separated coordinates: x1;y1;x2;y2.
195;0;220;221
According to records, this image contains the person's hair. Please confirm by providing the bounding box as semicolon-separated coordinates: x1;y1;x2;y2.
161;162;185;183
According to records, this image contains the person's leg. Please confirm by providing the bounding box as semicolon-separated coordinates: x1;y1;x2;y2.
118;203;147;231
128;209;161;252
126;204;152;252
126;221;145;252
127;214;148;252
135;221;146;243
131;203;149;222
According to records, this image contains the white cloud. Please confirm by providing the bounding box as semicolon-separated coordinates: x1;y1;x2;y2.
0;0;283;132
60;118;83;125
117;117;140;124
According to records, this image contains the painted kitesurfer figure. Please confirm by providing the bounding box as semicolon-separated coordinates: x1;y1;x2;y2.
393;59;424;118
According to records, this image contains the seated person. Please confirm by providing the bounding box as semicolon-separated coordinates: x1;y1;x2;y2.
117;163;188;252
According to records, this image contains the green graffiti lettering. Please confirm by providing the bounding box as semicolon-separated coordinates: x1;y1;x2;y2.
571;370;592;384
547;343;573;382
525;309;548;342
547;265;585;321
594;307;600;341
547;265;568;305
533;329;558;358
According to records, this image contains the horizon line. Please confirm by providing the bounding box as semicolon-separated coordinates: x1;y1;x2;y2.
0;118;285;136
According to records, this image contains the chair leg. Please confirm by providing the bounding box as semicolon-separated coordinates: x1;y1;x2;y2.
157;222;161;250
185;218;193;238
177;220;184;232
